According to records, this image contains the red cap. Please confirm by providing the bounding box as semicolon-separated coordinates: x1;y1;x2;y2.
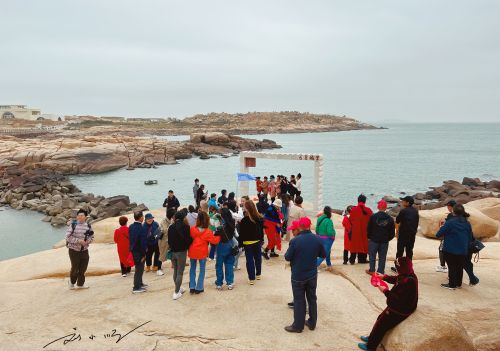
298;217;312;228
377;200;388;210
287;220;301;231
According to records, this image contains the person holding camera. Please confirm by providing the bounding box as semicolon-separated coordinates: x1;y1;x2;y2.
65;209;94;290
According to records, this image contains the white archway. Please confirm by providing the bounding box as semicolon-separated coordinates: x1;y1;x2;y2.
239;151;324;212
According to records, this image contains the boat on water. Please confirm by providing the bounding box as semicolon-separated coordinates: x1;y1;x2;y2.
144;180;158;185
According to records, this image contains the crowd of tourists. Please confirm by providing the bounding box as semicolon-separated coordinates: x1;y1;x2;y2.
64;174;482;351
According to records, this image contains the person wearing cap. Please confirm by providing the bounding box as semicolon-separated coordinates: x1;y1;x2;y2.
284;217;326;333
262;199;283;259
366;200;395;275
143;213;163;275
358;257;418;351
349;194;373;264
436;200;456;273
315;206;336;271
392;196;419;272
168;211;193;300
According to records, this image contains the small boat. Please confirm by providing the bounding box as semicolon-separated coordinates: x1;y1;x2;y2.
144;180;158;185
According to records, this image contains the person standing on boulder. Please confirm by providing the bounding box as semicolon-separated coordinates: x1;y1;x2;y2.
391;196;419;272
163;190;180;214
114;216;132;277
436;204;474;290
358;257;418;350
129;211;148;294
342;205;353;265
66;209;94;290
143;213;163;276
168;211;193;300
349;194;373;264
284;217;326;333
436;200;456;273
366;200;395;275
193;178;200;203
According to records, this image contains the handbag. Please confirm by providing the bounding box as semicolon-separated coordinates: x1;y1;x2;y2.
469;239;485;253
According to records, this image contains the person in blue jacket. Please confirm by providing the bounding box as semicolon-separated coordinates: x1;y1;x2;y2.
143;213;162;276
436;204;474;290
129;211;148;294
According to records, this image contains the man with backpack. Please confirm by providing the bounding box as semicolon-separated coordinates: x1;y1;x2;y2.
66;209;94;290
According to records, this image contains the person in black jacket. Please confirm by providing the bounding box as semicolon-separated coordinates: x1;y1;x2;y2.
367;200;395;275
392;196;419;273
129;211;148;294
168;211;193;300
162;190;180;214
238;201;264;284
358;256;418;351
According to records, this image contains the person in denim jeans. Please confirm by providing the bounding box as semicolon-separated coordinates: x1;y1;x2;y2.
366;200;395;275
237;201;264;284
214;208;236;290
315;206;336;271
188;211;220;294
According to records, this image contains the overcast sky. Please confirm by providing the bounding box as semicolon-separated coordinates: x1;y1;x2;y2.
1;1;499;122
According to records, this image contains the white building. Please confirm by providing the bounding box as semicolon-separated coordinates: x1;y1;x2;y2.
0;105;42;120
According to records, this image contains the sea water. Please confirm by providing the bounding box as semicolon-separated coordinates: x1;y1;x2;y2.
1;123;499;260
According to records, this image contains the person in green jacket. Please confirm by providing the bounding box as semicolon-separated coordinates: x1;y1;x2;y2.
316;206;336;270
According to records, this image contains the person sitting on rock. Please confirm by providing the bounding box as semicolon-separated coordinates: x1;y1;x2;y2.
358;256;419;350
66;209;94;290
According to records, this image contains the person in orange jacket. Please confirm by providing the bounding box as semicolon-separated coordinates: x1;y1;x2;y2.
188;211;221;294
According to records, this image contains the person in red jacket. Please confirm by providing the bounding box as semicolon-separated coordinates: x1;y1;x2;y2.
188;211;221;294
114;216;134;277
349;195;373;264
358;256;418;350
342;205;353;265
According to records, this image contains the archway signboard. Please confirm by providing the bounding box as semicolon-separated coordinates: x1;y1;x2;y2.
239;151;325;212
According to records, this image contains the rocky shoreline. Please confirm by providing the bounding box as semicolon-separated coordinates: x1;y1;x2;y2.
0;132;280;175
384;177;500;216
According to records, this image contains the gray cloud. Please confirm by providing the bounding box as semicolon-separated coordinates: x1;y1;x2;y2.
1;0;499;122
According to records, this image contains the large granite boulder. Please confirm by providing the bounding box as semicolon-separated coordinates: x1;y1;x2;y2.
380;308;476;351
418;202;499;239
466;198;500;221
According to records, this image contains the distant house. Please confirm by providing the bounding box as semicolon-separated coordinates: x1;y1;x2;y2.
0;105;42;121
101;116;126;122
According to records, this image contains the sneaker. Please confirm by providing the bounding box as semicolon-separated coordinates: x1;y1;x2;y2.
190;288;195;294
145;266;151;272
287;302;294;309
179;287;186;294
262;252;270;260
270;252;279;258
194;289;204;294
227;284;234;290
440;283;456;290
216;285;223;290
68;281;75;290
435;265;446;272
156;270;164;276
132;287;146;294
284;325;302;333
360;336;369;343
470;278;479;287
249;280;255;285
76;284;89;289
172;291;183;300
121;274;127;278
256;275;261;280
358;343;371;350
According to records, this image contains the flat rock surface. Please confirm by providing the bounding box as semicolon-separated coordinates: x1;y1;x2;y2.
0;227;498;350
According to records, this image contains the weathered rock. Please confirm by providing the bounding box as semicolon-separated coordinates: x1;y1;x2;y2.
462;177;482;187
418;201;499;239
380;308;476;351
467;198;500;221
